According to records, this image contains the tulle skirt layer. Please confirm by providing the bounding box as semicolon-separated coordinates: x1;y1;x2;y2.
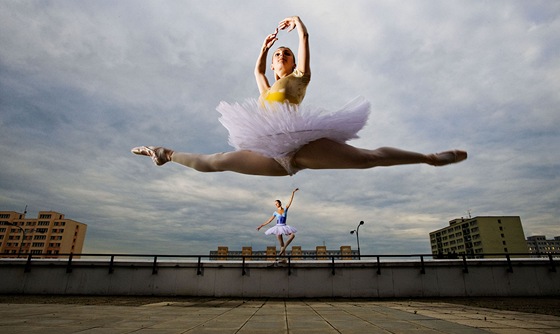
217;97;370;158
265;224;297;236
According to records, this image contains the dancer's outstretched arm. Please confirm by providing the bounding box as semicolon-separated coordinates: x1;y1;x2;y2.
257;215;275;231
285;188;299;209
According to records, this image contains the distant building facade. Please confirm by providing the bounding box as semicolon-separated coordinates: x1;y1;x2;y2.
527;235;560;255
429;216;527;258
210;245;358;260
0;211;87;258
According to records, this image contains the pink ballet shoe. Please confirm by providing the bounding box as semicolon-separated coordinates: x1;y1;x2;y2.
428;150;467;166
131;146;173;166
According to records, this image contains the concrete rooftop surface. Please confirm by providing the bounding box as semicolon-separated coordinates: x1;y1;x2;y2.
1;297;559;333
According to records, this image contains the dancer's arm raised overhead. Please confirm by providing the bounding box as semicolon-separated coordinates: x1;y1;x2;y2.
254;30;277;95
285;188;299;209
277;16;310;76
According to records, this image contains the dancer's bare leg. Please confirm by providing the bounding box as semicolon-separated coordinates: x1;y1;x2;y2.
278;233;295;256
171;150;289;176
133;146;288;175
133;140;465;174
276;235;285;256
293;138;466;170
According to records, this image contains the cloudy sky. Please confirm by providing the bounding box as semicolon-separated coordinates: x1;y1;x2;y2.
1;1;558;256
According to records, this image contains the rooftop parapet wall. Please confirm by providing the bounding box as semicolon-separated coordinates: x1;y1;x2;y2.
1;255;558;298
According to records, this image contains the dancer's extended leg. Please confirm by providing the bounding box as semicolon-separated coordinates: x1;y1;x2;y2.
133;146;289;176
293;138;466;170
172;150;288;175
133;140;465;174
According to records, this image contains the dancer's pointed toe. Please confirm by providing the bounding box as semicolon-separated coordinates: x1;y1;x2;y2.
429;150;467;166
131;146;149;156
131;146;173;166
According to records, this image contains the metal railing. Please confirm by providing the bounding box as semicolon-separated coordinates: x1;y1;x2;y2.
1;252;557;277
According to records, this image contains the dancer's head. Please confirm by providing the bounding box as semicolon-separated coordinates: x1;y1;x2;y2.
271;47;296;79
275;200;282;208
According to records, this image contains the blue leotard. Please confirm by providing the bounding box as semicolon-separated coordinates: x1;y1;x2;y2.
273;208;288;225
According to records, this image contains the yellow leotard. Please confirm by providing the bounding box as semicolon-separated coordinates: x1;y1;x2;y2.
260;69;311;105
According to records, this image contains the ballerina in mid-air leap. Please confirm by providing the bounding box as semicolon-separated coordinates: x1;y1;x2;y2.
132;16;466;176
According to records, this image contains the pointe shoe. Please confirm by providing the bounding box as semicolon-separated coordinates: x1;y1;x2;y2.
131;146;173;166
428;150;467;166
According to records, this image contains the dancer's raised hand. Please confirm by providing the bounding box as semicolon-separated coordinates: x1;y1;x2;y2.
278;16;299;32
262;31;278;50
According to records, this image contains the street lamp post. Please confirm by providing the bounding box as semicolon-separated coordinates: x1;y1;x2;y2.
350;220;365;260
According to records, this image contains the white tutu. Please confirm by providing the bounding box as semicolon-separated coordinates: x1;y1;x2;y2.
217;97;370;158
265;224;297;236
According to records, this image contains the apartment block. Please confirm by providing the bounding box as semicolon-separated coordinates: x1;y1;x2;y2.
0;210;87;258
527;235;560;255
429;216;527;258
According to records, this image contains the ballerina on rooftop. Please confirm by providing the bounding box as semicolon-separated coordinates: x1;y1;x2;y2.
257;188;299;258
